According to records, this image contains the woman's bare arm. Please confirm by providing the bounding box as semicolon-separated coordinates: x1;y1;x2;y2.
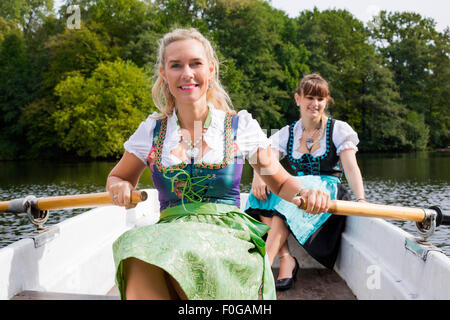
340;149;365;201
249;147;330;215
106;151;147;207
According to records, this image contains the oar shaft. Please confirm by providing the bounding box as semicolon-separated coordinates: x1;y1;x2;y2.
36;191;146;210
0;201;9;212
0;191;147;213
328;200;426;222
299;199;426;222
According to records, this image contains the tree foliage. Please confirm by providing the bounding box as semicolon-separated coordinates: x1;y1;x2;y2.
52;59;155;158
368;11;449;148
42;26;113;91
0;33;34;159
0;0;448;160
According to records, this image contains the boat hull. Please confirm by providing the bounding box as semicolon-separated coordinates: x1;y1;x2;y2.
335;214;450;299
1;189;449;299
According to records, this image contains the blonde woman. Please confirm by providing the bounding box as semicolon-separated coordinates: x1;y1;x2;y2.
246;74;366;291
106;29;329;300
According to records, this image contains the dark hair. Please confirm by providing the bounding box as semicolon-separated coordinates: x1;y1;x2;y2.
296;73;334;105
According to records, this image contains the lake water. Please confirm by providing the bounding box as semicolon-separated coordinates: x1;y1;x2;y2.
0;151;449;256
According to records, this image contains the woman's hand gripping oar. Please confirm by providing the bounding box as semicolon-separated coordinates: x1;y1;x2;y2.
294;197;448;240
0;190;148;230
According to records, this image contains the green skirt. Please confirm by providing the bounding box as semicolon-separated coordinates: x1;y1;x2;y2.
112;202;276;300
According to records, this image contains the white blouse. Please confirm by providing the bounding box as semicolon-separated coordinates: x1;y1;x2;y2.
124;104;271;166
270;118;359;159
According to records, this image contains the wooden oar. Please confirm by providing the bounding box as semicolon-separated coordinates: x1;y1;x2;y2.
0;190;148;213
298;199;449;226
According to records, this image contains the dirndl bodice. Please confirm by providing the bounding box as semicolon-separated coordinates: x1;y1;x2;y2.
147;113;244;211
285;117;342;177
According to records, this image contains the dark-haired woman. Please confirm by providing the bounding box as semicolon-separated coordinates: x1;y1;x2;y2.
245;73;366;291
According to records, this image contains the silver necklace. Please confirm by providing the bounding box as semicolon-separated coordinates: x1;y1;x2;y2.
302;121;322;152
177;109;212;160
183;128;207;159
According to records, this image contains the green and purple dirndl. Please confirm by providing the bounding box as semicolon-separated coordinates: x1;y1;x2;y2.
113;113;276;300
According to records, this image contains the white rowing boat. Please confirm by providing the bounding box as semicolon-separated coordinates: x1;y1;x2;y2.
1;189;449;300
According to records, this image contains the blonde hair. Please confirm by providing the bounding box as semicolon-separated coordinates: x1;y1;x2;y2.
152;28;235;118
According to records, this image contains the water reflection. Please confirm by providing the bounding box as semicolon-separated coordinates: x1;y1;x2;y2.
1;152;449;255
357;152;450;183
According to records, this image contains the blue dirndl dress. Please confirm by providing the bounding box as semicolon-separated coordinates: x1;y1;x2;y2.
245;118;349;269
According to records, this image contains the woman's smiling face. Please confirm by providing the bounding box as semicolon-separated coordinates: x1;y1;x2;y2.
160;39;214;107
295;92;327;120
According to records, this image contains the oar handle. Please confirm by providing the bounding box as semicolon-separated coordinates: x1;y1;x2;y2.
36;190;148;211
298;199;449;226
0;190;148;213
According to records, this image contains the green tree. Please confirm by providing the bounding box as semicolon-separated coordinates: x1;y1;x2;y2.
206;0;309;128
51;59;155;158
359;58;403;151
1;0;447;159
20;96;63;158
41;26;113;92
0;0;54;37
121;19;164;68
0;33;33;159
295;8;430;151
427;28;450;147
61;0;151;48
368;11;449;147
0;17;20;44
152;0;211;33
296;9;372;122
369;11;438;113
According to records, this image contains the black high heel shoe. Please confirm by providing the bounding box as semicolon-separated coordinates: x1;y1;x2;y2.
275;254;299;291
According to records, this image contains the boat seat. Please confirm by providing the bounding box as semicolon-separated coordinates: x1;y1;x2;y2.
11;290;120;300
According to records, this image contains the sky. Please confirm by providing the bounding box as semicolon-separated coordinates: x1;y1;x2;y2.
270;0;449;32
